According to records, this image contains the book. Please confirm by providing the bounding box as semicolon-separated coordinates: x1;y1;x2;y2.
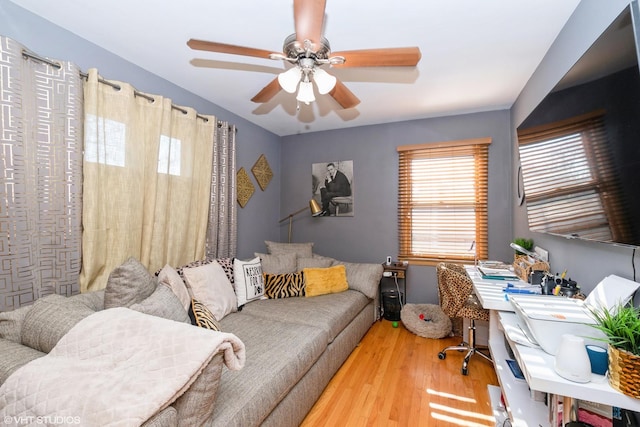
502;282;542;295
477;260;512;270
477;267;519;281
506;359;526;381
613;407;640;426
579;400;613;427
549;394;564;427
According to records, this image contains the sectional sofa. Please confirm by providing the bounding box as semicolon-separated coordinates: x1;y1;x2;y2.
0;242;383;426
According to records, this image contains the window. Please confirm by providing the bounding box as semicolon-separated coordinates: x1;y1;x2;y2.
85;115;182;176
397;138;490;265
158;135;181;176
84;114;126;167
517;111;630;243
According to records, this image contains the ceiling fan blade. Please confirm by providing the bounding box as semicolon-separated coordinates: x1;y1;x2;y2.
331;47;422;68
187;39;276;60
330;79;360;109
293;0;326;48
251;78;282;103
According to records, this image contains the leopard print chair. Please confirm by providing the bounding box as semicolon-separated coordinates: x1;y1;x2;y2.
436;262;491;375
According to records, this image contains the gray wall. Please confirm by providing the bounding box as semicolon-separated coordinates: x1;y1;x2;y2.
0;0;281;259
5;0;638;303
512;0;639;295
281;110;514;304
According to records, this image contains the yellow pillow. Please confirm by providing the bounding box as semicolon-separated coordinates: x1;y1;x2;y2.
303;265;349;297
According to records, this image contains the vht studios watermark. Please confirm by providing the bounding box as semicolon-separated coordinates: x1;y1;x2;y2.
4;415;81;425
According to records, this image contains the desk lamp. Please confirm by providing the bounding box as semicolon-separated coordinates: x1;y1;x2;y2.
510;242;543;261
279;199;322;243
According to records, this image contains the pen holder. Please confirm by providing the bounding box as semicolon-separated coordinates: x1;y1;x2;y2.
513;256;549;282
530;270;546;286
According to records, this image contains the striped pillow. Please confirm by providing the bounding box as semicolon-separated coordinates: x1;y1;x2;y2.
188;298;221;332
264;272;305;299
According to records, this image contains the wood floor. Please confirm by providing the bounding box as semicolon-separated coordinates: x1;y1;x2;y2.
301;319;499;427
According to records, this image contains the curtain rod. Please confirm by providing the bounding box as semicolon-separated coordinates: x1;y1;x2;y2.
22;48;237;132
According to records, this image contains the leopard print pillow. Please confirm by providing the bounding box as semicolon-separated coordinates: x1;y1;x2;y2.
155;258;234;285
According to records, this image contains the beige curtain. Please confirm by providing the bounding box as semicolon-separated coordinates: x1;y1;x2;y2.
206;122;237;258
0;37;83;311
80;69;216;291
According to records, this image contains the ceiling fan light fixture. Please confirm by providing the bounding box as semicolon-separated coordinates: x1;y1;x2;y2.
313;68;337;95
278;67;302;93
188;1;423;111
296;80;315;105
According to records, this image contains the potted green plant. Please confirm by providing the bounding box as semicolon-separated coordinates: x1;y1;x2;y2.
589;304;640;398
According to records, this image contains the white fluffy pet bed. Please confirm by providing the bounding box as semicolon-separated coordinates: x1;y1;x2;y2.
400;304;452;339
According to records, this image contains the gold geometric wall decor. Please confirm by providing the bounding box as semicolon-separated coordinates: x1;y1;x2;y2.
251;154;273;191
236;167;255;208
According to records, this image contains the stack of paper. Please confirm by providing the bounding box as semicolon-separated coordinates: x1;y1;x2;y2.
477;260;511;270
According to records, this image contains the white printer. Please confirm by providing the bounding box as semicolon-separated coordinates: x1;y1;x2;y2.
509;275;639;355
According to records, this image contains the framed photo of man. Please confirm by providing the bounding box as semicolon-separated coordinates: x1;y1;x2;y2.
312;160;354;217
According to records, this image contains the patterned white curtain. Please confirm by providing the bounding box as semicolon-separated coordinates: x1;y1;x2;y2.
207;122;237;259
80;69;218;291
0;37;83;311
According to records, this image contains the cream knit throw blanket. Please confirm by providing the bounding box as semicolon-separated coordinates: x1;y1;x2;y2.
0;307;245;426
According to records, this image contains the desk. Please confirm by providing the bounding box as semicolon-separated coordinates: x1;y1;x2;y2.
466;265;640;426
466;266;520;311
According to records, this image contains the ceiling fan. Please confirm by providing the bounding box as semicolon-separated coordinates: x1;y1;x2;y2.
187;0;421;109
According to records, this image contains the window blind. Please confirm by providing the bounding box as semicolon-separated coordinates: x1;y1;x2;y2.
518;110;630;242
397;138;490;265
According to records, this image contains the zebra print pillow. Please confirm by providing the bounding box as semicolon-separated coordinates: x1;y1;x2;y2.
188;298;221;331
263;272;305;299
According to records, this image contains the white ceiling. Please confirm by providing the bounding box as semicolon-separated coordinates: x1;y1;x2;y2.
11;0;581;136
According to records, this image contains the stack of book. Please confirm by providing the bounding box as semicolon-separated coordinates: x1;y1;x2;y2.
502;282;541;295
477;267;519;281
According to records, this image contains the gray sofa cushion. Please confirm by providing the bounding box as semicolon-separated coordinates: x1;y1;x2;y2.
0;304;33;344
104;257;157;309
331;261;383;300
21;294;97;353
0;338;45;385
296;256;333;271
71;290;105;311
141;406;177;427
240;290;369;343
254;252;297;274
172;352;224;426
130;284;190;324
0;292;104;345
311;253;337;263
213;313;328;427
265;241;313;258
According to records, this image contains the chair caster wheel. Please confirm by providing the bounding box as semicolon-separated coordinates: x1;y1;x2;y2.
438;352;446;360
461;367;468;375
